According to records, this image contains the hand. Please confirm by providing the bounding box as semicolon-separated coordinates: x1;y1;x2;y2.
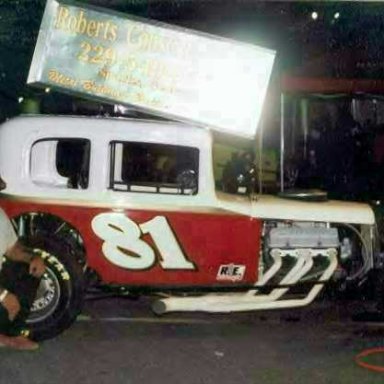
29;256;46;278
1;291;20;321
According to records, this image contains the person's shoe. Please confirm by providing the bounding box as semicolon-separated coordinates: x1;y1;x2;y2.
0;334;12;348
9;336;39;351
0;334;39;351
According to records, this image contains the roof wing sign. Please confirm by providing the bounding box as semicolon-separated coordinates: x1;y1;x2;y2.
28;0;276;138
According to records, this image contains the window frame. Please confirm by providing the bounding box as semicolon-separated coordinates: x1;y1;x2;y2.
30;137;91;190
109;140;200;196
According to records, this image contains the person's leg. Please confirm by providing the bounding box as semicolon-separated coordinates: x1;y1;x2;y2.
0;258;12;335
0;259;40;336
0;304;11;334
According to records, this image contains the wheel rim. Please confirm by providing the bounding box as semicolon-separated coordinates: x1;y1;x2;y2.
27;266;61;323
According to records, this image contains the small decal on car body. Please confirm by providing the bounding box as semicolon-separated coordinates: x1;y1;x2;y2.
216;264;246;282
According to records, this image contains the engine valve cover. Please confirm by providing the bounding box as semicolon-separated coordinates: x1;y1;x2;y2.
268;227;339;248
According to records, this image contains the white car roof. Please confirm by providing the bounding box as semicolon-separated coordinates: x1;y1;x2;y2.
0;115;212;148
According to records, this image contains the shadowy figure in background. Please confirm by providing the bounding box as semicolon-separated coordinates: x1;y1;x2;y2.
349;118;375;200
296;116;330;190
335;112;360;198
322;110;358;199
372;124;384;199
296;149;321;189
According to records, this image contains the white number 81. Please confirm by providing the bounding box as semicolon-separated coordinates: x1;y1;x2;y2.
91;213;195;271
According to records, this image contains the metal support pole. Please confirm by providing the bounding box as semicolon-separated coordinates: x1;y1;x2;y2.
373;99;378;125
351;98;359;122
300;98;309;160
280;93;285;192
258;115;263;194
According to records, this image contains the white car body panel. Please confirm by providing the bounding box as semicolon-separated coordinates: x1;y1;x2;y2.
0;115;375;226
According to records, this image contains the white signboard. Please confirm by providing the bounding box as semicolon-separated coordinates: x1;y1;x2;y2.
28;0;276;137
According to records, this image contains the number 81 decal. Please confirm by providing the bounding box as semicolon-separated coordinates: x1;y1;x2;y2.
91;213;195;271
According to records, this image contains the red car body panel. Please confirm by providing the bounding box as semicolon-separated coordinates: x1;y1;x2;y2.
1;197;262;286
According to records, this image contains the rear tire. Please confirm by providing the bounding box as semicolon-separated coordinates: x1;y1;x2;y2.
24;236;85;341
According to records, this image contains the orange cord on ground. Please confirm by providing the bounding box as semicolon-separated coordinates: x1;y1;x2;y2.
355;348;384;373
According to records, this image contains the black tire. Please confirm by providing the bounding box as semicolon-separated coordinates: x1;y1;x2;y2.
24;236;85;341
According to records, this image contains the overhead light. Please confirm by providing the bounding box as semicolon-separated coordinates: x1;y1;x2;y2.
311;11;318;20
18;97;24;103
45;87;51;93
334;12;340;19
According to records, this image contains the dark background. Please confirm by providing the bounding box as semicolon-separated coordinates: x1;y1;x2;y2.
1;0;384;118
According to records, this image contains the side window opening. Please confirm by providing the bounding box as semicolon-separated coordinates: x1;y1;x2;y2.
109;141;199;195
30;138;90;189
56;140;90;189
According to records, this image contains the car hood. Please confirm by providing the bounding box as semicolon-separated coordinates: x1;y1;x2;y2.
216;192;375;225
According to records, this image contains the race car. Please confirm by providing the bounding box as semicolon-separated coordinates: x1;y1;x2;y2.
0;115;379;340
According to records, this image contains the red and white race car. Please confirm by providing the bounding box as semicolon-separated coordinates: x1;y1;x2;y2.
0;115;379;340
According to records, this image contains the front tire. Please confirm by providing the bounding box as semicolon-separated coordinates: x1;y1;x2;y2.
24;236;85;341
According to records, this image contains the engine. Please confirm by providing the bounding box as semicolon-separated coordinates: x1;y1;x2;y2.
268;222;339;249
262;221;366;289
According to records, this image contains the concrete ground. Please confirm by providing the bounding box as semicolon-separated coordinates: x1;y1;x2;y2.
0;296;384;384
